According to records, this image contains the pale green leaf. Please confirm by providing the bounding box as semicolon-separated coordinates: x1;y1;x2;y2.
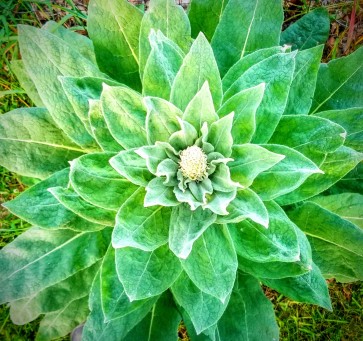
262;263;332;310
181;225;237;302
87;0;142;90
210;163;238;193
169;203;216;259
70;152;138;210
217;188;268;227
280;8;330;50
145;177;179;207
110;149;153;187
217;84;265;144
252;144;322;200
0;108;84;179
137;144;170;175
113;187;171;251
204;189;237;216
101;84;147;149
115;245;182;301
229;144;284;187
277;146;363;205
311;47;363;113
0;226;110;304
171;33;223;111
211;0;283;76
229;201;299;263
169;119;198;151
143;30;184;99
207;113;233;157
139;0;191;76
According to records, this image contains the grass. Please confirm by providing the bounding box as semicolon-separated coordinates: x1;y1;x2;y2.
0;1;362;340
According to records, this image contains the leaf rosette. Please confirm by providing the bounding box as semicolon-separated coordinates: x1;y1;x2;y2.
0;0;363;340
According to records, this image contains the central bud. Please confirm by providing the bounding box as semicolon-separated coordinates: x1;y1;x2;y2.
179;146;208;181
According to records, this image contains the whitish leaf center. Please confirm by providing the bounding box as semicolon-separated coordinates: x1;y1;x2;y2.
179;146;208;181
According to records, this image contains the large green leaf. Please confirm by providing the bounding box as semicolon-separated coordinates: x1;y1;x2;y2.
268;115;346;161
3;169;103;232
0;226;110;303
11;60;44;107
229;144;284;187
217;188;269;228
252;144;322;200
217;84;265;144
330;162;363;194
82;272;157;341
70;152;138;210
211;0;283;76
284;45;324;115
49;186;116;226
0;108;84;179
124;291;181;341
139;0;191;76
229;201;299;263
310;193;363;229
101;85;147;149
289;201;363;282
113;187;170;251
277;146;363;205
142;30;185;100
171;33;223;111
216;272;279;340
262;263;332;310
311;47;363;113
181;225;237;302
171;272;229;334
280;8;330;50
35;295;89;341
169;204;216;259
18;25;102;149
115;245;182;301
100;246;151;322
315;107;363;152
145;96;183;144
87;0;142;90
224;52;296;143
188;0;229;41
88;99;122;152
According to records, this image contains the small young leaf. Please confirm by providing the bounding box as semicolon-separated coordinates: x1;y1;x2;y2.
207;113;234;157
113;187;171;251
145;177;179;207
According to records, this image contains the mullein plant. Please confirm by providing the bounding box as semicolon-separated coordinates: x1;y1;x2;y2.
0;0;362;340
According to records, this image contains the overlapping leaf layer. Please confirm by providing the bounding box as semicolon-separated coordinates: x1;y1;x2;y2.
0;0;362;340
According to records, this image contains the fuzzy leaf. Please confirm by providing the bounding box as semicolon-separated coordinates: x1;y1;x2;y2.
169;119;198;151
143;30;185;99
229;144;284;187
87;0;142;90
315;107;363;152
171;33;223;111
115;245;182;301
229;201;299;263
145;177;179;207
113;187;170;251
216;272;279;340
289;201;363;282
211;0;283;76
136;144;170;174
262;263;332;310
207;113;234;157
172;272;229;334
252;144;322;200
70;152;138;210
217;84;265;144
277;146;363;205
0;227;110;304
284;45;324;115
311;47;363;113
217;188;269;227
169;204;216;259
204;189;237;216
0;108;84;179
139;0;191;76
145;96;183;144
181;225;237;302
110;149;153;187
101;85;147;149
280;8;330;50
